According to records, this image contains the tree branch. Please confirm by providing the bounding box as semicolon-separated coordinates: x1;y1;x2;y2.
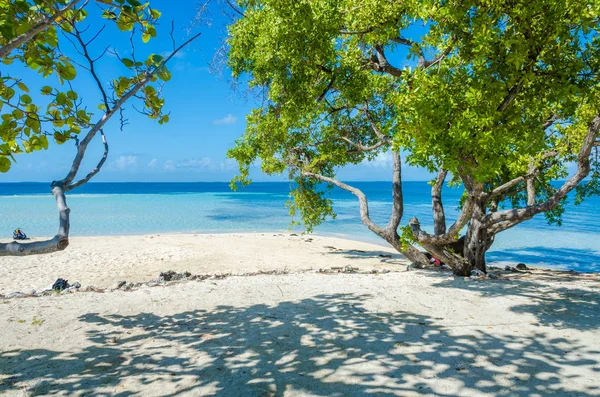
0;0;83;59
488;113;600;232
301;170;429;266
0;185;69;256
386;151;403;232
370;45;403;77
432;169;447;235
67;23;110;110
67;130;109;191
301;172;385;236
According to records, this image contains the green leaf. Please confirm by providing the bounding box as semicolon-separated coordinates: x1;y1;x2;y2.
41;86;53;95
149;54;163;66
17;82;29;93
56;93;67;105
141;31;151;43
121;58;135;67
0;157;11;173
57;63;77;81
156;66;171;81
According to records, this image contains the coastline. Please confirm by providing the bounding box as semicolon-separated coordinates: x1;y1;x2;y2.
0;233;408;294
2;232;597;295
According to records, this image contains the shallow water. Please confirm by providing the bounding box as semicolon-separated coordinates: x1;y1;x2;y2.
1;182;598;271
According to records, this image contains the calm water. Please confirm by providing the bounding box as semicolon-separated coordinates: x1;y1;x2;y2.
1;182;598;271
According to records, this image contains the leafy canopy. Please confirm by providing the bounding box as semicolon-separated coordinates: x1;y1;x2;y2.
227;0;600;229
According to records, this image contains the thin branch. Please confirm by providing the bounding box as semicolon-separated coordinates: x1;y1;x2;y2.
362;107;391;143
225;0;244;17
0;186;70;256
339;136;387;152
69;23;110;110
67;130;109;191
485;150;559;200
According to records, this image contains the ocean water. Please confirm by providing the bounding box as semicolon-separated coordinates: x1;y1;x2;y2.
0;182;598;272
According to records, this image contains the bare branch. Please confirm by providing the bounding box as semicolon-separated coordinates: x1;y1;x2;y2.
302;171;385;236
339;136;387;152
370;45;403;77
488;113;600;232
225;0;244;17
485;151;559;200
301;170;429;266
392;37;452;69
392;37;427;67
409;192;475;246
67;130;109;191
69;23;111;110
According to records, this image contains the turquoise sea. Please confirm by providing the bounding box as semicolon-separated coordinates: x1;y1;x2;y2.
0;182;598;272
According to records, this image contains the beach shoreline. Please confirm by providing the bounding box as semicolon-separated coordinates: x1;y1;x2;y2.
0;233;409;294
2;232;597;296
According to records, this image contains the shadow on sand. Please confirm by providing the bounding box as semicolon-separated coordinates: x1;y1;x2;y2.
325;248;407;265
1;290;599;396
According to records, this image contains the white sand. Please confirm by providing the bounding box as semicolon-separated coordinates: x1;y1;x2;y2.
0;233;404;293
1;234;599;396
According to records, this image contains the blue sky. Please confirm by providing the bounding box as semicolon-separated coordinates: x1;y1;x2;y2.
2;0;434;183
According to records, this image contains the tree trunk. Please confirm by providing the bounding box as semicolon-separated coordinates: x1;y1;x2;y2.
385;234;430;267
463;201;488;274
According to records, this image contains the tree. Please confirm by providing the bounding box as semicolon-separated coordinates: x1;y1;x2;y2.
225;0;600;275
0;0;200;256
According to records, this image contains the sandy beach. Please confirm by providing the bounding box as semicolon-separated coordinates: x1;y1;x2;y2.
0;233;406;294
1;234;599;396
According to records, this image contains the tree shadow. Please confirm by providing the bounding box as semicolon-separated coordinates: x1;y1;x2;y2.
324;249;407;265
487;247;600;272
1;293;598;396
427;272;600;331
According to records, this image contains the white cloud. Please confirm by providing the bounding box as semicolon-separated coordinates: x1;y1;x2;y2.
164;160;176;172
113;155;138;170
178;158;213;168
148;159;158;169
158;157;237;172
213;114;238;125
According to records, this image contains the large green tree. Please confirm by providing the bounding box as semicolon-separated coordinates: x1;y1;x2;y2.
0;0;200;256
226;0;600;275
